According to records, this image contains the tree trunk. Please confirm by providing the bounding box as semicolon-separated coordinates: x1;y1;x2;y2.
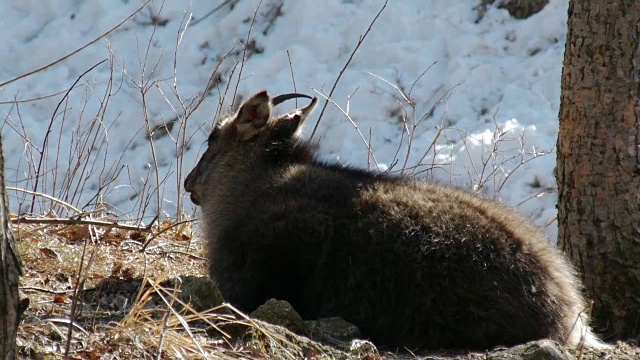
0;133;22;358
557;0;640;341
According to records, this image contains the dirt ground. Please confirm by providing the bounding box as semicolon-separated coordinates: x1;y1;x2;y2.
13;219;640;359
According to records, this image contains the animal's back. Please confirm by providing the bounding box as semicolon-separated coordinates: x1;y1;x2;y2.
207;162;583;349
331;179;576;348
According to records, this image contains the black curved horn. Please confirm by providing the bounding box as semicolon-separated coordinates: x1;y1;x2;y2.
271;92;314;106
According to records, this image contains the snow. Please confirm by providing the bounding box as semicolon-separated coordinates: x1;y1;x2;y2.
0;0;567;241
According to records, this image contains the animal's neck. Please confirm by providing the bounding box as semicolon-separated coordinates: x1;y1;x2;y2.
264;140;317;167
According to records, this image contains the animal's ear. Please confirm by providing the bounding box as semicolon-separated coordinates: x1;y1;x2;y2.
271;97;318;139
234;90;272;141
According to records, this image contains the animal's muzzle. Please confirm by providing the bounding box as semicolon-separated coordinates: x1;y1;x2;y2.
189;192;201;206
184;172;201;205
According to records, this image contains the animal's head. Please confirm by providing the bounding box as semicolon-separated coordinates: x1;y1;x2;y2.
184;90;318;205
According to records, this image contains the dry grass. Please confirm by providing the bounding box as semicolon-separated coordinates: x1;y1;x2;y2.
15;218;212;359
13;216;640;360
13;215;378;360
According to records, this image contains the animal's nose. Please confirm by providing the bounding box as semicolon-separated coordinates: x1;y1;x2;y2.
184;172;201;205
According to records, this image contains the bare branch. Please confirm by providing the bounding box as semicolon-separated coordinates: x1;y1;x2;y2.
309;0;388;140
14;216;156;232
0;0;152;88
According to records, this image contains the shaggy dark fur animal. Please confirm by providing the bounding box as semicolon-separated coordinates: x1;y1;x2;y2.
184;90;606;350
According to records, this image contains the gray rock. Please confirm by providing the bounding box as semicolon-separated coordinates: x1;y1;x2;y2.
304;316;361;345
521;340;575;360
250;298;305;334
486;340;575;360
175;275;224;311
246;319;354;360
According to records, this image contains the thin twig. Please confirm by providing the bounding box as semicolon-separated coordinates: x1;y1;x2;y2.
367;71;410;104
14;216;156;232
312;89;381;171
35;318;89;335
190;0;237;26
309;0;388;140
156;310;172;360
140;218;195;251
171;7;193;222
367;127;373;171
63;224;99;360
286;49;298;107
148;279;207;356
30;59;108;214
408;62;438;99
0;87;83;105
8;187;81;214
19;287;76;295
132;0;166;221
231;0;263;107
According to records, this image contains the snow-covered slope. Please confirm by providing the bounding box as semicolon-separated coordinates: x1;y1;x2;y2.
0;0;568;240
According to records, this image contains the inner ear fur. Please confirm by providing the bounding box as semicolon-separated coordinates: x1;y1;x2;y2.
270;96;318;140
235;91;272;141
271;114;303;140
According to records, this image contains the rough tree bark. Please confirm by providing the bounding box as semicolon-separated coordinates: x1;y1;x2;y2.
0;133;22;358
557;0;640;341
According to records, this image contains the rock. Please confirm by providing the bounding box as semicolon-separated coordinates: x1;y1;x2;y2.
304;316;361;345
348;339;379;359
250;299;305;334
246;319;354;359
520;340;574;360
174;276;224;311
486;340;574;360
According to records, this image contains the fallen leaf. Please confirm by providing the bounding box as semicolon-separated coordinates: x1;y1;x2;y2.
53;294;65;304
39;248;60;260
